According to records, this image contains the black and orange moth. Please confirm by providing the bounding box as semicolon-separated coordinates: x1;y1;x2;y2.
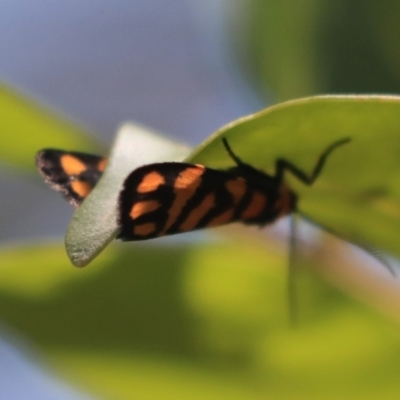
36;138;350;240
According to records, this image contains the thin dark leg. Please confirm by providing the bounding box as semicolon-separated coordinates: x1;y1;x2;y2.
275;138;351;184
288;214;299;327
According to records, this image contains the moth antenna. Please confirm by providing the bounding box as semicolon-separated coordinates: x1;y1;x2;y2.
222;138;245;166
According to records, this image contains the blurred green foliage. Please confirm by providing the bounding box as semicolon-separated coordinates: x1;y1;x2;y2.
234;0;400;100
2;241;400;400
0;83;103;171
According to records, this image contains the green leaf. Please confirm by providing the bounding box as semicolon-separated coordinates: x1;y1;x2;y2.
187;95;400;258
65;123;191;267
66;95;400;266
0;83;102;171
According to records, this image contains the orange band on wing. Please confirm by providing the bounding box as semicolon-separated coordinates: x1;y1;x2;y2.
130;200;161;220
70;181;92;198
241;191;266;220
60;155;87;175
97;158;107;172
134;222;157;237
162;165;205;233
137;171;166;193
179;192;215;231
225;177;247;205
207;208;234;227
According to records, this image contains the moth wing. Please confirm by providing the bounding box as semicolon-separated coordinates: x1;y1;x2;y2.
36;149;106;207
118;162;234;240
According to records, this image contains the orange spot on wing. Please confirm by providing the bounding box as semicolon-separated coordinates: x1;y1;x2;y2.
130;200;161;220
225;177;247;205
134;222;157;237
162;165;205;233
174;165;205;188
179;193;215;231
61;155;87;175
71;181;92;198
97;158;107;172
207;208;234;227
241;191;266;220
137;171;165;193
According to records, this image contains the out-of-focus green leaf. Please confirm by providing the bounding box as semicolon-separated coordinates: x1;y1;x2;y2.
1;241;400;399
188;95;400;258
65;123;190;267
0;83;102;171
233;0;400;100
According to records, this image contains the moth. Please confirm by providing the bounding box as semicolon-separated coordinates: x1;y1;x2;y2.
36;138;350;240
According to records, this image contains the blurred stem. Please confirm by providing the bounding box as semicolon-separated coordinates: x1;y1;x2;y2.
311;234;400;323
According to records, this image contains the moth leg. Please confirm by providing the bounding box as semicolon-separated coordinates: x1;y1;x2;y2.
275;138;351;184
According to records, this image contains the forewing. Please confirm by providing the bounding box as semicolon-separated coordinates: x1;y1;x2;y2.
36;149;106;207
118;162;243;240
